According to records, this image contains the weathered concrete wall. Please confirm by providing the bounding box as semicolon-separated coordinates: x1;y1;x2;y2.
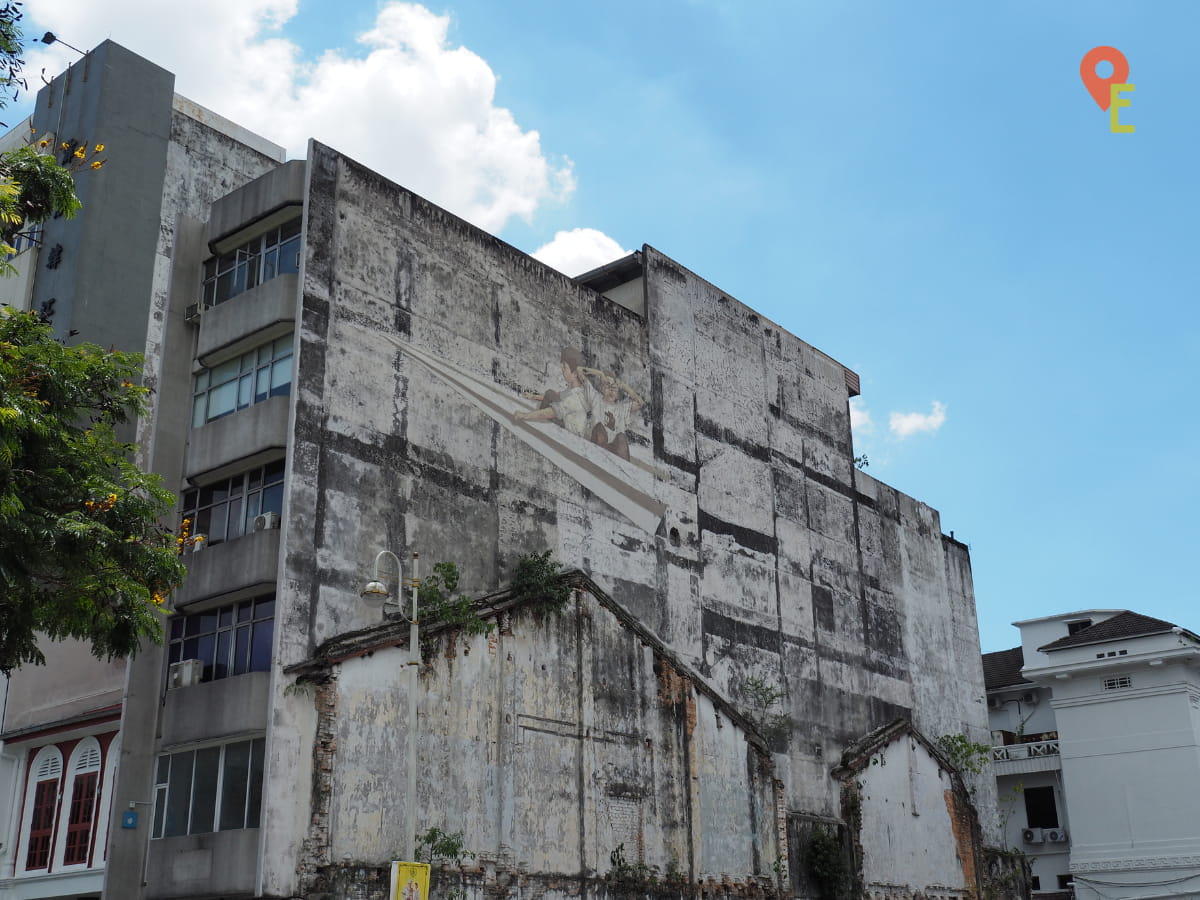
297;587;780;899
852;736;970;898
269;142;994;896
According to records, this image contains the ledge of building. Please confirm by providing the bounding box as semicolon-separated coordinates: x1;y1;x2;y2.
184;396;289;485
174;527;280;607
162;672;270;747
196;273;298;366
208;159;305;251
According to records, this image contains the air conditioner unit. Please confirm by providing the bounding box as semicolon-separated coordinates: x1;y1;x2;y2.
184;302;203;324
1021;691;1039;705
253;512;281;532
987;696;1002;709
1046;828;1068;843
1021;827;1045;844
168;659;204;690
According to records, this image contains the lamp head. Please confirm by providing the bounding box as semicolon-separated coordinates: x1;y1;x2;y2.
360;581;390;608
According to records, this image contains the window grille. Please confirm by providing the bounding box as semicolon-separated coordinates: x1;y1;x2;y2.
1103;675;1132;690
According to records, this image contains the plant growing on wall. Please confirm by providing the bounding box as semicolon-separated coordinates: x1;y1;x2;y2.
508;549;572;614
936;733;993;776
417;562;494;637
739;675;795;747
608;843;659;887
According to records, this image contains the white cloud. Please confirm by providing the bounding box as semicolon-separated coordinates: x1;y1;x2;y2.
531;228;630;277
23;1;573;232
889;401;946;438
848;396;872;433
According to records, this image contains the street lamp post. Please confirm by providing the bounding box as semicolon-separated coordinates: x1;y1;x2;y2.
361;549;421;862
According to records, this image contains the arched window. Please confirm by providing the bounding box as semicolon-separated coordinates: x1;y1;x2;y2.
92;733;120;865
58;737;103;868
19;746;63;872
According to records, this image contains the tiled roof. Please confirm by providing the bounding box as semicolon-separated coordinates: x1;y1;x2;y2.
982;646;1028;689
1038;610;1178;652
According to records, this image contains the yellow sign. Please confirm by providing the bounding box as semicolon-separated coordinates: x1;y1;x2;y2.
390;861;430;900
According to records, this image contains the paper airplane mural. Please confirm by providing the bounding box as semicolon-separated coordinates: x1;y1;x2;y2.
373;332;666;534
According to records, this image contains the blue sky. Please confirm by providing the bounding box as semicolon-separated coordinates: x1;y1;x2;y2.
15;1;1197;652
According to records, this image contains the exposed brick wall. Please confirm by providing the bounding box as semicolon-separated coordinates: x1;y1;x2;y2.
299;672;340;895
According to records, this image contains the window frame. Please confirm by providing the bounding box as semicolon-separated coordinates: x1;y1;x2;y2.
17;746;63;875
151;737;266;839
56;736;103;870
201;218;301;308
1023;785;1060;829
167;594;276;683
180;459;285;547
191;332;294;428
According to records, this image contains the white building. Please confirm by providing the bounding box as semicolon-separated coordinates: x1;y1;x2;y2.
984;609;1200;900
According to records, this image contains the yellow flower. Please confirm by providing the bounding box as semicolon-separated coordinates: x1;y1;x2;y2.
60;142;69;150
39;139;49;148
74;147;86;159
94;143;105;152
90;161;104;170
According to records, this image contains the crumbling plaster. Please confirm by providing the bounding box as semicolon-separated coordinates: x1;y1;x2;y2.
261;142;997;896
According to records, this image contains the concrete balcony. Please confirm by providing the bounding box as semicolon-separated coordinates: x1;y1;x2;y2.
208;158;304;249
196;272;298;366
162;671;271;748
173;526;280;607
991;738;1061;776
183;394;289;484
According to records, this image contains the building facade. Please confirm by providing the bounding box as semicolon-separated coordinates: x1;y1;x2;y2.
984;610;1200;900
2;41;1008;900
0;41;287;900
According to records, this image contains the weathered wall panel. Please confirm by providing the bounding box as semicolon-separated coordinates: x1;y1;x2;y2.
266;142;997;897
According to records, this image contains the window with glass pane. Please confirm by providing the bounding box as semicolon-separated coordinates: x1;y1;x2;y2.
192;333;293;427
202;218;301;307
152;738;266;838
180;460;284;546
167;595;275;682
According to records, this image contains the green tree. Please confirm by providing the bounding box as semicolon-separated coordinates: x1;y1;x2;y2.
0;308;186;674
0;0;28;115
0;138;105;266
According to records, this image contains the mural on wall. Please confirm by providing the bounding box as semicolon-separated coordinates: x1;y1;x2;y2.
513;348;645;461
375;333;665;533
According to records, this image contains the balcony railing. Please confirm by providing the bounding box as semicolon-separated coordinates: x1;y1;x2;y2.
992;739;1059;761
